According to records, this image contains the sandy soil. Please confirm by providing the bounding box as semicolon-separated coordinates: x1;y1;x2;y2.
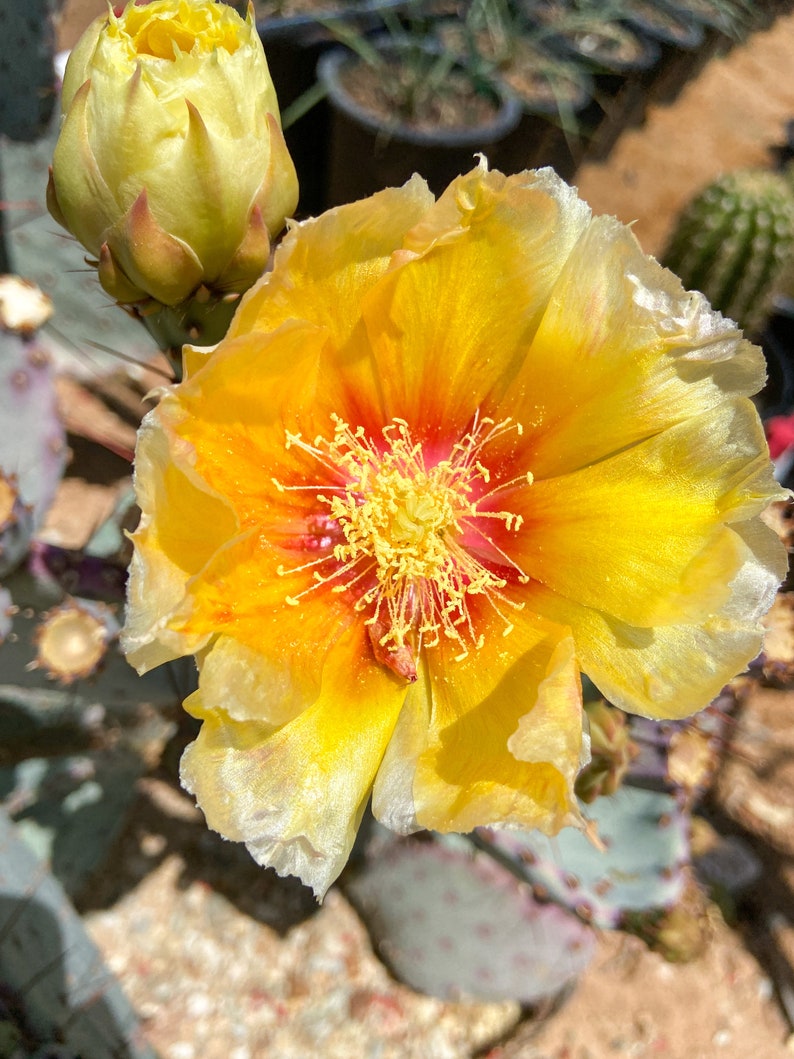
576;9;794;258
38;4;794;1058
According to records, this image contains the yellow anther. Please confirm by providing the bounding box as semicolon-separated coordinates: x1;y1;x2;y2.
277;413;532;658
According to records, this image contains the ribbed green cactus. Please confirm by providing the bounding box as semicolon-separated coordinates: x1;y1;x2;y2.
662;167;794;336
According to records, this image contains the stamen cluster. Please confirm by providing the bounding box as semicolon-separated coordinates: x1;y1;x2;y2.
279;414;531;664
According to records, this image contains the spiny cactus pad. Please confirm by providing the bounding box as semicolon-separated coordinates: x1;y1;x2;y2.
345;837;596;1003
0;748;145;899
0;594;181;767
0;472;35;578
0;586;11;643
663;167;794;335
0;0;56;142
476;785;689;930
0;808;156;1057
0;307;66;547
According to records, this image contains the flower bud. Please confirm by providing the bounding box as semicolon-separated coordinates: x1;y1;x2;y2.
575;699;638;804
48;0;298;308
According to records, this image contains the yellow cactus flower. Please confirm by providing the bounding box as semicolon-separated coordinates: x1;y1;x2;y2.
122;163;787;898
48;0;298;310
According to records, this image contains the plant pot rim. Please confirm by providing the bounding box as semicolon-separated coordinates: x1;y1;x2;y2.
317;45;523;148
495;40;595;117
542;20;661;74
652;0;747;35
256;0;404;42
619;1;705;49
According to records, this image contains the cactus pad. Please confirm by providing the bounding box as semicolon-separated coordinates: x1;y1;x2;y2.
0;808;156;1057
345;837;595;1003
0;282;67;539
0;1;56;142
0;747;145;899
477;785;689;930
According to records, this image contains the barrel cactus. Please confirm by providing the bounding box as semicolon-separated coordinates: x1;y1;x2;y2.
662;166;794;336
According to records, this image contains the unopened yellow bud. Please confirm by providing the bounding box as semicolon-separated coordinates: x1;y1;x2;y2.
49;0;298;307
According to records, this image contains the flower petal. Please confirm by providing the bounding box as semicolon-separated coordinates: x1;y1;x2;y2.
180;622;408;898
501;215;766;479
362;165;592;433
373;609;584;836
106;187;204;305
402;162;591;267
512;399;785;629
194;634;315;728
167;528;357;711
226;176;435;349
370;677;430;836
168;321;360;531
51;79;121;255
122;408;238;673
524;517;786;718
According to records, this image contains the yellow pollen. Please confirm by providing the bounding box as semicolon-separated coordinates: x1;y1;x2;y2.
277;414;531;661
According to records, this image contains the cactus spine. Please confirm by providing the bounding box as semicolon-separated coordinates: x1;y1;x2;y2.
662;167;794;336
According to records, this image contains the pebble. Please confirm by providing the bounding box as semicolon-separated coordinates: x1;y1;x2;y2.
187;993;214;1018
168;1044;195;1059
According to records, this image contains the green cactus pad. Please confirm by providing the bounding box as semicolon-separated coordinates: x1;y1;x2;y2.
0;808;157;1057
0;1;56;142
0;596;182;767
0;748;146;899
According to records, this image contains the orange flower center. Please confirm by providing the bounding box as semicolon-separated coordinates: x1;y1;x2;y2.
277;415;532;675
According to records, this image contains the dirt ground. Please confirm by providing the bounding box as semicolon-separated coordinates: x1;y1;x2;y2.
37;3;794;1058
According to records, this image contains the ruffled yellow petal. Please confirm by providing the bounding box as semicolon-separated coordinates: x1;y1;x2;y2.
512;399;784;629
167;529;356;709
122;408;238;673
402;162;591;267
168;322;360;530
373;609;584;836
363;165;592;431
501;215;766;479
524;517;786;718
192;634;316;728
180;623;408;898
370;676;430;836
225;176;435;349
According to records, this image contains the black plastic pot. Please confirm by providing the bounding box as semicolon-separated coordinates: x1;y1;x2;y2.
433;18;596;180
618;0;707;108
255;0;405;43
534;20;660;162
317;45;523;206
256;1;405;216
667;0;763;44
495;43;596;181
